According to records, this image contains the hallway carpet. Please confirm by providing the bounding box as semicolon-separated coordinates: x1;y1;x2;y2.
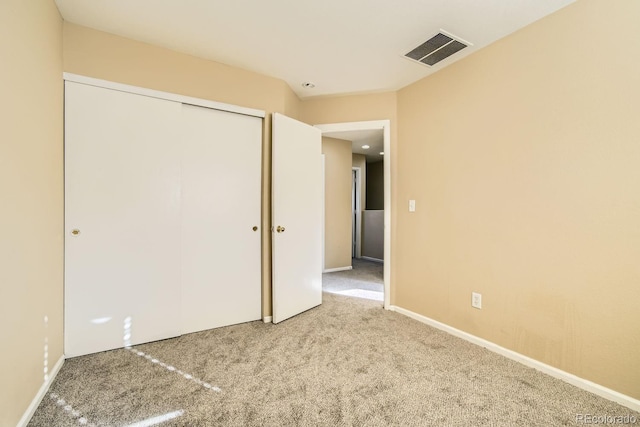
323;258;384;301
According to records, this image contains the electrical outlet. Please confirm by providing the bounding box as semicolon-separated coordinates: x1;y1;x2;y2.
471;292;482;309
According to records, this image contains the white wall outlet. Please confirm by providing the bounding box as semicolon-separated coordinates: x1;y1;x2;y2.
409;199;416;212
472;292;482;309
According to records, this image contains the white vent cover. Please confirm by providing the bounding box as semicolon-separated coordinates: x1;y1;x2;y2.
405;31;471;66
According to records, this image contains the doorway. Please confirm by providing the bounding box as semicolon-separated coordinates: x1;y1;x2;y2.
316;120;391;309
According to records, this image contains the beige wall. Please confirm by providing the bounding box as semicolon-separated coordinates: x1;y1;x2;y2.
284;85;302;120
396;0;640;399
322;137;353;269
62;22;300;318
63;23;290;113
300;92;397;127
0;1;64;425
366;160;384;210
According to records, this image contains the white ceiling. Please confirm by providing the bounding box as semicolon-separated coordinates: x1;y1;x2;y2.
324;129;384;163
54;0;574;99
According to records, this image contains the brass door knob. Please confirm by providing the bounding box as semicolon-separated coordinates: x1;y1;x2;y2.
252;226;258;231
276;226;285;233
71;229;80;236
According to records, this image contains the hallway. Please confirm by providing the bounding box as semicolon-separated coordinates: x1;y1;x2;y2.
322;258;383;302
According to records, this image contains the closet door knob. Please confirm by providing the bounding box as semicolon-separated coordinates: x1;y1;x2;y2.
71;229;81;236
253;226;258;231
276;226;285;233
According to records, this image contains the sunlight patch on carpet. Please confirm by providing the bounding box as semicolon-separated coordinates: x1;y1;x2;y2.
124;410;185;427
49;393;95;426
326;288;383;301
126;347;221;392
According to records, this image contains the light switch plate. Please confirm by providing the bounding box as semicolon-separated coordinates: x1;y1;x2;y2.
409;199;416;212
472;292;482;309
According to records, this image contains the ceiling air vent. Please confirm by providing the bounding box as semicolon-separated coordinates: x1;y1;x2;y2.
405;31;470;66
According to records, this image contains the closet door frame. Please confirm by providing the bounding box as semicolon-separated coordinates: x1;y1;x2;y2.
63;74;265;357
63;73;266;119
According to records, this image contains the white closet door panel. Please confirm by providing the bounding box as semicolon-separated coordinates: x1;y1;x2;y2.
65;82;182;357
181;105;262;334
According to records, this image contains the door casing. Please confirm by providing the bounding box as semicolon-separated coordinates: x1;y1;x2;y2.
315;120;392;310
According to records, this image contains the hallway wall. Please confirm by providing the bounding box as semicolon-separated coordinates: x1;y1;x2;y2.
322;137;353;269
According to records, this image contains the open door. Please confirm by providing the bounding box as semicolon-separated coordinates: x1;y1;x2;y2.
272;113;323;324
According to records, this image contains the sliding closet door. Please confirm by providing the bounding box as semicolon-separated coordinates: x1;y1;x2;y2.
65;82;182;357
181;105;262;334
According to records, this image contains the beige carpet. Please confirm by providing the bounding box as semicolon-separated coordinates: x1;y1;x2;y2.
29;292;637;426
323;258;384;301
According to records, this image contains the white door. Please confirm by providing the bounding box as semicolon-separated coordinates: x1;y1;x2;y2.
271;113;323;324
65;82;182;357
181;105;262;333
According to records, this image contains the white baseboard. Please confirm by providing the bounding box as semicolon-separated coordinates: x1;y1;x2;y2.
360;256;383;263
17;355;65;427
389;305;640;412
262;316;272;323
323;266;353;273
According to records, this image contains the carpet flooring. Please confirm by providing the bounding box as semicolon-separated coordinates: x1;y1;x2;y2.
323;259;384;301
29;292;637;426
